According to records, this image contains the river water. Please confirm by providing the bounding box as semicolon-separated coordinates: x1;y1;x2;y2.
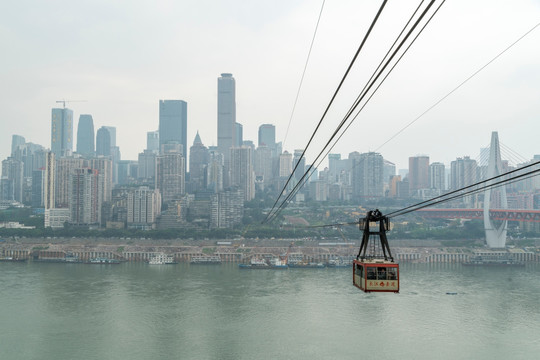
1;261;539;360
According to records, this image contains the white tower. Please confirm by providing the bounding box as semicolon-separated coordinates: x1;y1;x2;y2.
483;131;507;248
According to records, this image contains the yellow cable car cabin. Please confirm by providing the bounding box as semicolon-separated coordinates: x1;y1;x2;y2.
352;209;399;293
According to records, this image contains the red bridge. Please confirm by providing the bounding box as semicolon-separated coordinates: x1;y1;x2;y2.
417;209;540;223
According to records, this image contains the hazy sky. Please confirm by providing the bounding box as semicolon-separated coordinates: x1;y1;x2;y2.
1;0;539;171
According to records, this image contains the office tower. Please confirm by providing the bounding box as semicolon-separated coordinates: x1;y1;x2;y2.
217;73;236;171
293;149;306;183
96;127;112;156
409;155;430;191
138;150;157;183
189;131;209;192
351;152;384;198
156;149;185;202
88;157;113;203
429;162;446;190
43;152;55;209
70;168;101;225
230;146;255;201
279;151;292;177
254;145;273;186
127;187;161;229
159;100;187;156
76;115;95;156
12;142;46;178
450;156;477;190
258;124;276;149
0;157;24;202
383;160;396;185
55;157;85;208
31;169;44;207
235;123;243;147
11;135;25;156
206;151;224;193
147;131;159;152
51;108;74;157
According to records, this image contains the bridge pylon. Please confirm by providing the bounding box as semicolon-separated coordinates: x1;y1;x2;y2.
484;131;508;248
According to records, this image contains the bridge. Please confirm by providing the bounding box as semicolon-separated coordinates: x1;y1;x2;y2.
417;209;540;223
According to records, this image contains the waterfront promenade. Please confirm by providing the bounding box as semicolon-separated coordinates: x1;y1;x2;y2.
1;237;539;264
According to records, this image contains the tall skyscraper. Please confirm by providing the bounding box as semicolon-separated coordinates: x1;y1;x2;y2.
43;152;55;209
11;135;25;156
70;168;101;225
429;162;446;190
147;131;159;152
293;149;306;184
156;149;185;202
96;127;112;156
1;157;24;202
51;108;74;157
450;156;477;190
409;155;430;191
230;146;254;201
217;73;236;170
189;131;209;192
235;123;243;147
76;115;95;156
352;152;384;198
206;150;224;193
159;100;187;156
279;151;292;177
258;124;276;149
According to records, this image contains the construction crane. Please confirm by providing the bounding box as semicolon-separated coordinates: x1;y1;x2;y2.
56;99;87;108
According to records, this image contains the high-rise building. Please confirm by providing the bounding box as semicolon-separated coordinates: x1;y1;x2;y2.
55;157;85;208
258;124;276;149
429;162;446;190
217;73;236;172
43;152;55;209
235;123;243;147
409;155;430;191
76;115;95;156
88;157;113;203
70;168;100;225
51;108;74;157
156;149;185;202
206;151;224;193
450;156;477;190
279;151;292;177
210;187;244;228
352;152;384;198
159;100;187;157
254;145;273;186
189;131;209;192
138;150;157;184
96;127;112;156
383;160;396;185
147;131;159;153
127;186;161;229
230;146;255;201
1;157;24;202
293;149;306;184
11;135;25;156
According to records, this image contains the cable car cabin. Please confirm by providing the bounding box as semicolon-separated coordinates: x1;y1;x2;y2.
353;259;399;293
352;210;399;293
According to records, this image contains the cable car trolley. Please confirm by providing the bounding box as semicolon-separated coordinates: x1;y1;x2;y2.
353;209;399;293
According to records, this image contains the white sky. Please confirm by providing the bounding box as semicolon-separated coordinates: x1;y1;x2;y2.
1;0;539;171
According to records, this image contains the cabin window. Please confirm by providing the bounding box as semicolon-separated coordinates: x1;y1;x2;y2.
367;267;376;279
387;268;397;280
377;267;387;280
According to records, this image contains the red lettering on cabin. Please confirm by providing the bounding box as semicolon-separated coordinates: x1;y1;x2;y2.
380;281;385;287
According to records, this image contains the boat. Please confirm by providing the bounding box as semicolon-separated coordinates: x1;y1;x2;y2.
86;257;121;264
238;257;269;269
149;253;177;265
269;257;288;269
288;261;326;269
327;257;353;268
190;255;221;264
0;256;27;262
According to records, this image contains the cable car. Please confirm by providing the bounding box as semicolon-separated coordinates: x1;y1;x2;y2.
352;209;399;293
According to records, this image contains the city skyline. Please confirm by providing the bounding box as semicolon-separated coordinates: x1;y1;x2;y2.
1;1;539;171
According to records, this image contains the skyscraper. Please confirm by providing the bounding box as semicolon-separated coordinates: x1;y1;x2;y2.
96;127;112;156
76;115;95;156
147;131;159;152
217;73;236;171
156;149;185;202
159;100;187;156
230;146;254;201
258;124;276;149
408;155;430;191
11;135;25;156
352;152;384;198
189;131;209;192
429;162;446;190
51;108;74;157
70;168;101;225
